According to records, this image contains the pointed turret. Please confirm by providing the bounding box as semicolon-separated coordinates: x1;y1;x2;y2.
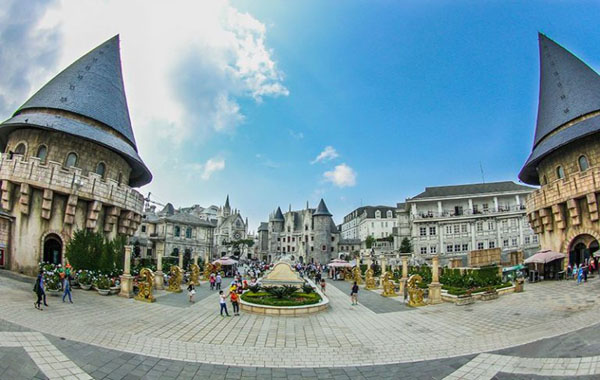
520;33;600;184
313;198;332;217
272;207;284;221
225;195;230;209
0;35;152;186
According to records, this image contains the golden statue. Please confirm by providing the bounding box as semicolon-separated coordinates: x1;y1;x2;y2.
167;265;183;293
365;267;376;290
381;271;397;297
343;267;352;281
203;262;212;280
407;274;426;307
215;262;222;274
352;265;363;285
189;263;200;285
135;268;156;303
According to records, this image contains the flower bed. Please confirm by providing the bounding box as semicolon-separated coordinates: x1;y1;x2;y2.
241;291;321;307
442;282;513;296
240;281;329;315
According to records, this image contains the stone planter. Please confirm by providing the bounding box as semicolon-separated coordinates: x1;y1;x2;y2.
456;295;474;306
80;284;92;290
515;279;524;293
97;289;110;296
481;291;499;301
47;289;61;297
109;286;121;295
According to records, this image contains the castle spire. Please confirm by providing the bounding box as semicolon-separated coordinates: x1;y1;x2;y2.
313;198;332;217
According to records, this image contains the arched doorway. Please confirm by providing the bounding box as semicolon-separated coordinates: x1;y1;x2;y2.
569;234;599;266
43;234;62;265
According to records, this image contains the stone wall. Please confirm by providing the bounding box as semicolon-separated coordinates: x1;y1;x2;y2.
536;134;599;185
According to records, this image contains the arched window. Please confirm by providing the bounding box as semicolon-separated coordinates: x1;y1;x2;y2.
578;155;590;171
65;152;78;167
15;143;26;155
186;227;192;238
556;166;565;179
95;162;106;178
36;145;47;162
174;226;180;237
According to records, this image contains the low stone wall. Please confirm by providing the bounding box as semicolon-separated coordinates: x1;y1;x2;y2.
441;285;516;304
240;278;329;316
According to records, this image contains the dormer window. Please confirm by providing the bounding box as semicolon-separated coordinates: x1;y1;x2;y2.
386;210;392;218
65;152;78;167
578;155;589;171
556;165;565;179
375;210;381;218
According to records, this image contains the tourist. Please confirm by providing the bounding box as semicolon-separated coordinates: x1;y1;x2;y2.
187;284;196;303
219;290;230;316
209;273;216;290
320;278;326;293
577;265;583;284
230;290;240;316
33;269;47;310
350;281;359;305
216;273;222;290
62;274;73;304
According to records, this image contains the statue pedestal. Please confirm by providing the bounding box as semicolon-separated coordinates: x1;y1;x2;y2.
154;270;164;290
119;275;134;298
428;282;442;304
399;278;407;297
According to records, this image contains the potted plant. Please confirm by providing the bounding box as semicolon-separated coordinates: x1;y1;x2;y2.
481;286;499;301
77;270;93;290
95;275;111;296
45;270;62;296
109;277;121;295
456;289;474;306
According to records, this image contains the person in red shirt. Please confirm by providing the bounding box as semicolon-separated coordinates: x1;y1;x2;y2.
230;291;240;316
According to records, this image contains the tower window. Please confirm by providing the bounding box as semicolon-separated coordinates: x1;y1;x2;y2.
65;152;78;167
174;226;180;237
541;175;548;185
15;143;26;155
36;145;47;162
578;155;589;171
95;162;106;178
556;166;565;179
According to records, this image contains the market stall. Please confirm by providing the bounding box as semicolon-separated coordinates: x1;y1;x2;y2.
524;250;566;281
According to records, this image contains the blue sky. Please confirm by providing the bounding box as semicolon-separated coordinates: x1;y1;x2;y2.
2;0;600;231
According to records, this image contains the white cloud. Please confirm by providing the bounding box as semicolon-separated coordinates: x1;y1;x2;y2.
323;163;357;188
311;146;339;164
201;158;226;180
289;130;304;140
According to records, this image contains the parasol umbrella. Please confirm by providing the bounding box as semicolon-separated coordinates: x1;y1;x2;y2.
212;257;238;266
524;250;566;264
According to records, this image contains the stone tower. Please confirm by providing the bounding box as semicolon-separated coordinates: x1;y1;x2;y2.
0;35;151;274
312;198;333;264
520;33;600;266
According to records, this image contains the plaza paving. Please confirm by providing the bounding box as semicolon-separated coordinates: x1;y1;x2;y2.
2;270;600;378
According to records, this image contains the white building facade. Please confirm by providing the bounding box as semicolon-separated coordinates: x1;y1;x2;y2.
340;206;397;241
404;181;539;258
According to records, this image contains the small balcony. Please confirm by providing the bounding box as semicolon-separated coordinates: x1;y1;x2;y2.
412;205;527;221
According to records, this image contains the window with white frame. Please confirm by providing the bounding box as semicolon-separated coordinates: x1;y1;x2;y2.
483;203;489;212
387;210;393;218
429;226;436;236
489;241;495;249
525;236;530;244
454;244;461;252
533;235;538;243
510;219;517;228
375;210;381;218
420;247;427;254
453;224;460;234
419;227;427;236
488;221;495;230
446;225;452;234
461;224;468;233
502;220;508;228
476;222;483;232
447;244;453;253
462;243;469;251
477;242;484;250
503;239;509;247
512;238;518;246
430;245;437;254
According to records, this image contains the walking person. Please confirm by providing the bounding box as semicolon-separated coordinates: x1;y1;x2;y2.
33;269;47;310
209;273;216;290
216;273;222;290
350;281;359;305
219;290;230;317
230;291;240;316
187;284;196;303
320;278;326;293
577;265;584;284
62;274;73;303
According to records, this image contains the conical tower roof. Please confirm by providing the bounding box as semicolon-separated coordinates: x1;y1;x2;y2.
272;207;284;221
520;33;600;184
225;195;230;209
313;198;332;217
0;35;152;187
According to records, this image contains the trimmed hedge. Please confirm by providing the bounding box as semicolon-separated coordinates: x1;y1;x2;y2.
241;291;321;306
442;282;513;296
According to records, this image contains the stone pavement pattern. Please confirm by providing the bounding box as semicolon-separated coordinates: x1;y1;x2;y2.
3;271;600;378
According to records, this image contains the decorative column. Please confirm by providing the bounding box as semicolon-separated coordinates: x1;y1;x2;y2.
428;255;442;304
155;251;164;290
400;256;409;296
193;253;198;266
380;256;387;288
119;245;134;298
178;251;184;269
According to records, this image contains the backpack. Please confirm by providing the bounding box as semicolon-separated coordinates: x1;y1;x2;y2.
33;278;39;293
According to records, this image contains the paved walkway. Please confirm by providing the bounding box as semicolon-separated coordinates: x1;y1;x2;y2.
326;279;411;313
2;270;600;378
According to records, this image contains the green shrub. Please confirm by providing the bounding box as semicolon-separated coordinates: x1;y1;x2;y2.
263;285;298;299
94;275;111;290
77;270;93;285
302;284;314;294
248;284;262;293
241;291;321;306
